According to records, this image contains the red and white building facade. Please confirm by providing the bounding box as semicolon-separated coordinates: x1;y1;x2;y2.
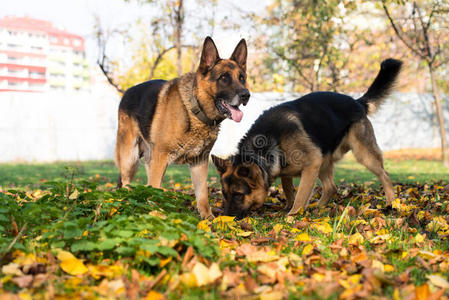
0;16;89;92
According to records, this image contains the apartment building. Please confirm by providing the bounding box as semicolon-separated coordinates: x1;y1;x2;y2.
0;16;89;92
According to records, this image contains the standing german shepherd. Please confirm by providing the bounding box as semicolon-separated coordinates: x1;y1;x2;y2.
212;59;402;218
115;37;249;219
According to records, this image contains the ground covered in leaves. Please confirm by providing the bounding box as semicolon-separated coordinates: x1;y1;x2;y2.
1;163;449;299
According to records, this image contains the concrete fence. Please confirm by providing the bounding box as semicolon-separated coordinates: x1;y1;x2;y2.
0;91;448;162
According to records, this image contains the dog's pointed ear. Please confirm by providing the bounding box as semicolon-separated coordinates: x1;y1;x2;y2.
211;155;230;175
198;36;220;74
230;39;247;71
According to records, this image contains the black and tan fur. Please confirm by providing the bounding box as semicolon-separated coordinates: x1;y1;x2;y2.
212;59;402;218
115;37;250;219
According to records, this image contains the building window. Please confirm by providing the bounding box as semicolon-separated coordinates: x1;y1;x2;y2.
63;38;69;45
30;71;45;78
29;83;44;89
73;39;81;46
50;36;58;43
8;69;22;75
7;56;20;62
50;85;65;90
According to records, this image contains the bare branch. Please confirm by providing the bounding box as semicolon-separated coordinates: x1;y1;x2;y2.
148;44;197;80
382;1;426;59
97;57;124;94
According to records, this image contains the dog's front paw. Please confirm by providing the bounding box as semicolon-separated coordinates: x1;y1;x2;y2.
199;207;214;220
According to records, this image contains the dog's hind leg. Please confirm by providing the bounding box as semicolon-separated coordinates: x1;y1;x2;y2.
281;176;295;211
288;156;322;215
317;160;337;207
349;119;395;206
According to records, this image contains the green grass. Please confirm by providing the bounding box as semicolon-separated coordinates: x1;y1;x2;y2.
1;157;449;299
1;155;447;189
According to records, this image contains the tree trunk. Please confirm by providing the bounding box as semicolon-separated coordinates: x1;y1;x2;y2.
175;0;183;77
428;62;449;166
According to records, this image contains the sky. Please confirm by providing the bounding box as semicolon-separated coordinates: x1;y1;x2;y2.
0;0;267;65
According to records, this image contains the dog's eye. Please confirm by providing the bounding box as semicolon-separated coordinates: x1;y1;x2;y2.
239;74;245;84
219;73;230;84
232;192;244;202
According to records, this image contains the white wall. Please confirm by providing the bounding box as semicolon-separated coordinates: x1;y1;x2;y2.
0;91;447;162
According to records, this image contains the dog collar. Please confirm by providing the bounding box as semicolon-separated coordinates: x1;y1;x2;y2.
190;95;223;127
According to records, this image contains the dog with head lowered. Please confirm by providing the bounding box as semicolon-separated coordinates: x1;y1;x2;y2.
212;59;402;219
115;37;249;219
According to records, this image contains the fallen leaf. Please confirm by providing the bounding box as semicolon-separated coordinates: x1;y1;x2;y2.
302;244;314;256
192;262;222;286
2;263;24;276
295;232;312;242
197;219;211;232
11;275;33;288
427;274;449;289
57;250;88;275
145;290;165;300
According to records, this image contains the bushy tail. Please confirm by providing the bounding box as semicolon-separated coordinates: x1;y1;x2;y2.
359;58;402;115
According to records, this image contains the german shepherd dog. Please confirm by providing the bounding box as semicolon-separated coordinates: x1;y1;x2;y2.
212;59;402;218
115;37;249;219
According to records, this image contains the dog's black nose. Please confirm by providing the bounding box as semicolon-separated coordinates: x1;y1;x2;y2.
239;89;250;106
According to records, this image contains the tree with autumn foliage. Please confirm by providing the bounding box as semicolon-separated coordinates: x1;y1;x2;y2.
260;0;364;92
95;0;217;93
381;0;449;166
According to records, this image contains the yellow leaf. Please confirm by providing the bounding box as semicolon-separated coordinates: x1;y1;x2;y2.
213;216;236;223
145;290;165;300
310;222;333;234
295;232;312;242
418;251;439;260
69;189;80;200
149;210;166;219
57;250;75;261
384;264;394;272
18;292;33;300
180;272;196;287
192;262;222;286
160;257;172;268
213;216;236;231
236;231;253;237
415;233;425;243
348;232;364;244
369;234;391;244
426;274;449;289
58;250;88;275
302;244;314;256
197;219;211;232
393;288;400;300
273;224;284;233
312;273;325;281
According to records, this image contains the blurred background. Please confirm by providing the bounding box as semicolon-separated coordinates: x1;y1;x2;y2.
0;0;448;166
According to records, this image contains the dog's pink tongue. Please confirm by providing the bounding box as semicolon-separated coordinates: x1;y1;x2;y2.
229;106;243;122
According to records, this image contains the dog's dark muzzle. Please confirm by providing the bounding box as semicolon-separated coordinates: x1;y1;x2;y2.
239;89;250;106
